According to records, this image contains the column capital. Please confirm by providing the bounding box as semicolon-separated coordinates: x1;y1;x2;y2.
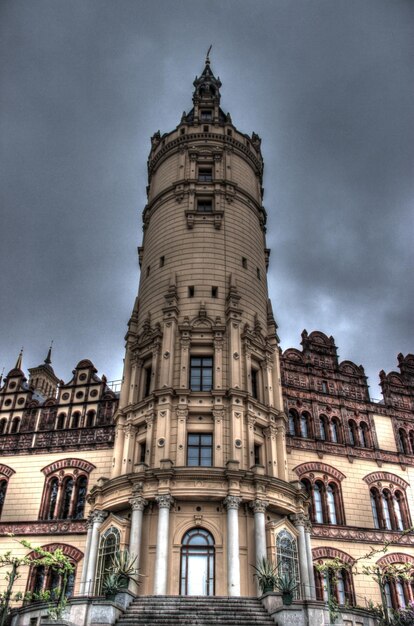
290;512;307;527
91;510;108;525
249;499;269;514
223;495;242;510
130;496;148;512
156;494;174;509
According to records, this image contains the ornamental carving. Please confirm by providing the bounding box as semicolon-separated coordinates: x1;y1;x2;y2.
42;458;96;476
27;543;84;562
130;496;148;512
91;510;108;524
223;496;242;510
156;495;174;509
0;520;87;536
0;464;15;478
311;525;414;546
293;462;345;483
363;472;409;490
249;499;268;514
377;553;414;567
312;546;355;566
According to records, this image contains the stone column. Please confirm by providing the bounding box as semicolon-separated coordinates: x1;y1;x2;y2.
79;514;94;594
250;499;269;594
153;495;173;595
292;513;311;600
224;496;242;596
129;496;148;594
305;517;316;599
84;510;108;595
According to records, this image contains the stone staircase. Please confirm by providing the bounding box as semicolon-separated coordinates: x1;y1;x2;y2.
115;595;276;625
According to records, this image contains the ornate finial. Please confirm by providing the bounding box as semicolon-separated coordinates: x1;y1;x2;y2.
206;45;212;64
0;367;4;386
15;348;23;370
44;341;53;365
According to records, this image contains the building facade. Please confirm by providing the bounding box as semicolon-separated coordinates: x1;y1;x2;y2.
0;58;413;617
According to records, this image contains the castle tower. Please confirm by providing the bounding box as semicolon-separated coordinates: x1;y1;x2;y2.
86;57;313;599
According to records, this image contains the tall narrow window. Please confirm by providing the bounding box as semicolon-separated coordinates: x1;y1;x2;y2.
393;494;404;531
300;413;309;438
254;444;262;465
319;416;328;440
251;368;259;399
0;480;8;517
370;489;380;529
276;530;300;599
190;357;213;391
382;492;392;530
327;485;338;524
187;434;213;467
288;411;296;436
314;483;324;523
180;528;215;596
95;527;121;595
47;478;59;520
144;365;152;397
74;476;88;519
61;477;74;519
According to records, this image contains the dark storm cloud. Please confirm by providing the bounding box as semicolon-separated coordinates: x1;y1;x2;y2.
0;0;413;396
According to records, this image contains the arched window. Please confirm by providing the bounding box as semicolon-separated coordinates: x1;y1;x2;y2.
319;415;328;441
95;527;121;595
370;488;381;529
56;413;66;430
26;546;80;600
314;563;354;605
0;419;7;435
313;482;324;523
326;484;338;525
370;485;411;531
383;575;413;610
305;478;344;525
73;476;88;519
300;412;310;438
10;418;20;434
288;410;297;436
382;490;393;530
180;528;215;596
276;529;300;599
409;431;414;455
398;429;409;454
85;411;95;428
70;412;80;429
41;472;88;520
331;418;341;443
0;480;8;517
360;422;370;448
348;420;358;446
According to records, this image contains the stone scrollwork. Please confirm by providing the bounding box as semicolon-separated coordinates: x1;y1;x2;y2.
156;494;174;509
223;495;242;510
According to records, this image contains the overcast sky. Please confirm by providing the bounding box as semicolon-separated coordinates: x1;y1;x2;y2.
1;0;413;398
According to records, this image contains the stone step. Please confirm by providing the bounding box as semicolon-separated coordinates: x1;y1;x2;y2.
115;596;275;626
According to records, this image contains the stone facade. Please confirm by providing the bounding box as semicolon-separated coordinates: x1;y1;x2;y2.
1;57;413;621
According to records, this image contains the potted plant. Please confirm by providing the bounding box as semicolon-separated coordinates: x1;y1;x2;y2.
103;549;141;599
273;567;298;605
252;557;277;594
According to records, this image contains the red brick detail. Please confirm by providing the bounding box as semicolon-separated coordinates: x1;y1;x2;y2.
293;462;346;482
0;464;15;478
377;553;414;567
363;472;409;490
0;520;87;536
27;543;83;562
312;546;355;566
41;458;96;476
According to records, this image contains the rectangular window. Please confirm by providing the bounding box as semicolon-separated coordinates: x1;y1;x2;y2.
201;110;212;121
188;285;195;297
254;444;261;465
242;257;247;269
211;286;218;298
144;365;152;397
203;125;209;132
190;356;213;391
257;267;261;280
138;442;146;463
160;256;165;267
251;368;259;399
198;167;213;182
197;199;213;213
187;433;213;466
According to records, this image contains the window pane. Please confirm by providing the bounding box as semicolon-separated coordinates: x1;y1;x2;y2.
188;434;200;445
201;435;212;446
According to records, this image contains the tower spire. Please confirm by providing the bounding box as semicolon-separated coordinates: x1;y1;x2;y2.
15;348;23;370
44;341;53;365
206;44;212;65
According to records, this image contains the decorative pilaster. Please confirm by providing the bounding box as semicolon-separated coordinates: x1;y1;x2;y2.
129;496;148;594
122;423;137;474
292;513;311;600
223;496;242;596
84;510;108;595
153;495;174;595
144;413;154;467
213;408;224;467
264;424;278;478
275;421;288;481
176;407;188;466
79;514;94;594
179;335;190;389
213;332;224;390
247;412;256;468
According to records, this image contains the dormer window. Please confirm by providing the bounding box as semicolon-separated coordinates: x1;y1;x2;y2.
200;110;212;121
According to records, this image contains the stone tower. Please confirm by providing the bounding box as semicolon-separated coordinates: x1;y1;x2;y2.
85;56;313;599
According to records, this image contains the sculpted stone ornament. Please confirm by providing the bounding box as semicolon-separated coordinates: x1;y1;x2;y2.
156;494;174;509
223;495;242;510
290;512;307;527
130;496;148;512
91;510;108;525
249;499;268;514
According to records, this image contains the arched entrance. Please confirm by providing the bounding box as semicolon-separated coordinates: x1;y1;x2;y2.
180;528;215;596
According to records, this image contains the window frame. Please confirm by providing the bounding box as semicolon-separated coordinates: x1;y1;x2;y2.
187;432;213;467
